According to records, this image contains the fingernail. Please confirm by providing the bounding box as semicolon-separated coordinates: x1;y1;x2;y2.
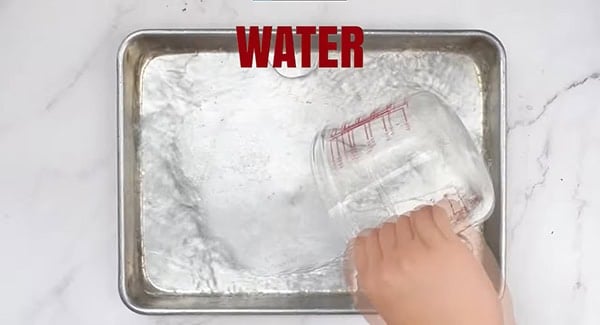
357;228;373;237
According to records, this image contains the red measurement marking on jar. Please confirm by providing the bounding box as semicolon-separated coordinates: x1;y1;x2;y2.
328;101;409;167
444;193;477;221
329;102;409;141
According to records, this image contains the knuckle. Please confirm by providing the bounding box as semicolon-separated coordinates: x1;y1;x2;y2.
382;222;395;233
380;267;397;285
359;276;377;293
394;252;417;273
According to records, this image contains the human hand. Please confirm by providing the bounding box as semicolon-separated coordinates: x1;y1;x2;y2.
351;203;503;325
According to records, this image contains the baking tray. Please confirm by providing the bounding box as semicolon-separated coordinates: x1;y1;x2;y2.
118;29;506;314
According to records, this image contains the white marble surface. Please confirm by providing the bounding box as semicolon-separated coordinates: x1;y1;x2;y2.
1;0;599;324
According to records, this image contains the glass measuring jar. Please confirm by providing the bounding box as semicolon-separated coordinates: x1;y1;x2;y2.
311;91;494;239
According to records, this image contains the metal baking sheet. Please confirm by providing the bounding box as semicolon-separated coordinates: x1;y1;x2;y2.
118;29;506;314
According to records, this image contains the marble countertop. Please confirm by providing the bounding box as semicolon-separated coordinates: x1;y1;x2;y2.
1;0;599;324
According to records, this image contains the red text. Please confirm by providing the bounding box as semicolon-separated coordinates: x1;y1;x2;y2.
236;26;364;68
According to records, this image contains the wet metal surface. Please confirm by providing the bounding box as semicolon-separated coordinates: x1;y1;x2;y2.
118;29;506;314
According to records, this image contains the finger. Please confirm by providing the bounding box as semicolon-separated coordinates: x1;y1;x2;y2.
378;222;397;255
411;206;443;246
395;215;414;244
352;236;369;275
365;228;382;265
431;204;455;240
435;198;454;216
443;198;468;220
436;198;470;233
